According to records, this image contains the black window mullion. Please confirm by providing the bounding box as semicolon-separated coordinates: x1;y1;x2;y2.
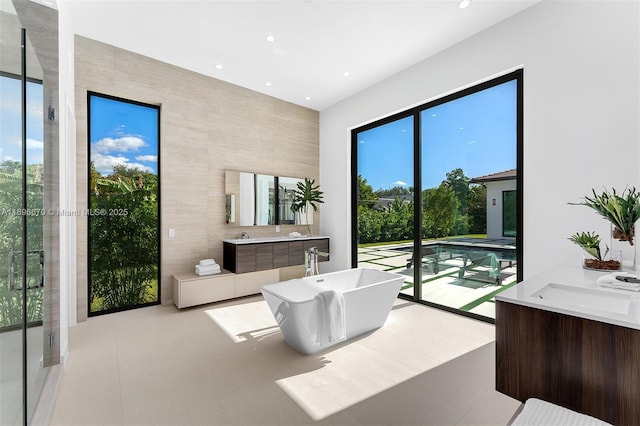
413;109;422;301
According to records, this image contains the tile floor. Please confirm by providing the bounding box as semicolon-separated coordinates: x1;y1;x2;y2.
50;295;521;425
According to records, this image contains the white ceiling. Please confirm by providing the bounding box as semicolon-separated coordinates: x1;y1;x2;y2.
67;0;540;111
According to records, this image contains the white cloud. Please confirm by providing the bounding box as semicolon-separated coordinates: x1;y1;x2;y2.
27;138;44;151
394;180;408;186
93;136;145;153
136;155;158;162
91;152;153;175
125;162;154;172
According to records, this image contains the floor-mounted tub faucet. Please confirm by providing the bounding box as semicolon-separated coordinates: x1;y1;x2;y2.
305;246;330;276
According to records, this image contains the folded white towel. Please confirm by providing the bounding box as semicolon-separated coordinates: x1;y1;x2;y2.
196;264;220;272
199;258;216;267
195;264;220;275
315;290;346;345
597;271;635;285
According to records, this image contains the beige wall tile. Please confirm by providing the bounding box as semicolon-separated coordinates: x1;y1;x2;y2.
75;36;319;319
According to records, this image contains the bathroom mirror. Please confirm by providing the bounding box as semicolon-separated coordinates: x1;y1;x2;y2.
277;176;298;225
225;171;309;226
225;171;275;226
278;176;312;225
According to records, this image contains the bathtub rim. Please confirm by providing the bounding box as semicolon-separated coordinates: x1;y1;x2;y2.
260;267;404;305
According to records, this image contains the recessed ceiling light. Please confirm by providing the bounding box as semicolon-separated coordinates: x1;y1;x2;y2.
215;64;223;70
458;0;471;9
265;81;272;87
305;96;311;101
343;71;350;77
265;35;276;43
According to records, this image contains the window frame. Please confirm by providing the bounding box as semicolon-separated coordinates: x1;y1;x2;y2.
351;69;523;323
87;91;162;316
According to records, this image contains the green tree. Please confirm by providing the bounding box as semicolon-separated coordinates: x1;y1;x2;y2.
357;198;414;244
0;161;44;328
89;163;159;312
376;186;412;198
468;184;487;234
442;168;469;216
422;185;459;238
357;175;378;210
380;197;413;241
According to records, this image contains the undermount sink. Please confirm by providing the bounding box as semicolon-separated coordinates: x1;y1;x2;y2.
531;283;632;315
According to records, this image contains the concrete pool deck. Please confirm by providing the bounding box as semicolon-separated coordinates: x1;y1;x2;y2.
357;238;518;320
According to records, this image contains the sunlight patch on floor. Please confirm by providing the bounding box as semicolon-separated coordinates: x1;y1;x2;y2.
205;298;494;421
275;301;494;420
204;300;279;343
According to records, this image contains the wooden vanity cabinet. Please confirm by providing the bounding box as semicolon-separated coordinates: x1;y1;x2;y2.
496;300;640;425
234;245;256;273
273;242;289;268
255;243;273;271
223;237;329;273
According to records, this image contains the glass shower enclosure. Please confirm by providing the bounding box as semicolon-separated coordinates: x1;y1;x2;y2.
0;1;48;424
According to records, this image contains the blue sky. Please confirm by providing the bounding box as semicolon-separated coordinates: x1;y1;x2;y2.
89;95;159;176
357;80;517;191
0;77;44;165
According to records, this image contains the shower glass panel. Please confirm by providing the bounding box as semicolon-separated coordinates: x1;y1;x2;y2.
0;3;46;424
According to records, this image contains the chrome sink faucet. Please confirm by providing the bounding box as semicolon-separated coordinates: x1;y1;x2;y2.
305;246;330;276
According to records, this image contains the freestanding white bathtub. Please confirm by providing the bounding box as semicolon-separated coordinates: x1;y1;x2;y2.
260;268;404;355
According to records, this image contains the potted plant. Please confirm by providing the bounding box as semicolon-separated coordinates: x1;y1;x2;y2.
568;231;620;270
290;177;324;235
570;187;640;244
570;187;640;269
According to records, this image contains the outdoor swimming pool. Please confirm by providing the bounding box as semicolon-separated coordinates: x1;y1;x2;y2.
356;238;519;320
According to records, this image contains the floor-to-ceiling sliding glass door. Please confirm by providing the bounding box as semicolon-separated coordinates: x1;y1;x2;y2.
352;70;522;322
353;114;415;297
0;4;47;423
418;76;519;319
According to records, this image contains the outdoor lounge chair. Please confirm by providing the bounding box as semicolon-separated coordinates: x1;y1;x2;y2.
457;250;501;285
406;246;443;273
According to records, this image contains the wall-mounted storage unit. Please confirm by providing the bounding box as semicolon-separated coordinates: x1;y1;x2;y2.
223;236;329;274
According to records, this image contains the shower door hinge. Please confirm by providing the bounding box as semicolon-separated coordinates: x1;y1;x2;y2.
49;331;55;348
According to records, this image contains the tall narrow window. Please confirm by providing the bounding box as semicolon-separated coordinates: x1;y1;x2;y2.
353;70;522;322
88;93;160;315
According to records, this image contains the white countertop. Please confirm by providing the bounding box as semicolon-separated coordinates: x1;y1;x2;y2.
495;263;640;330
223;235;330;244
